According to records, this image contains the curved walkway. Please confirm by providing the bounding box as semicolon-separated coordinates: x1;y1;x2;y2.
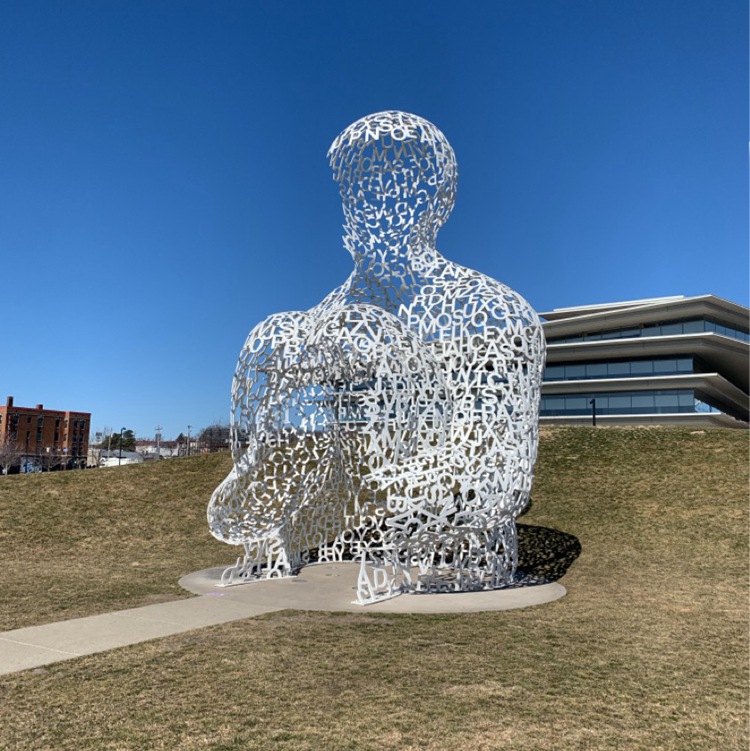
0;562;565;675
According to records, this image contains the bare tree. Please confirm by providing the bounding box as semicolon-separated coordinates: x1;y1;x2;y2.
197;422;231;453
0;436;22;475
41;450;64;472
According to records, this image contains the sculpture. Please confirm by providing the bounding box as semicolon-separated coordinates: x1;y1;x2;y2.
208;111;546;604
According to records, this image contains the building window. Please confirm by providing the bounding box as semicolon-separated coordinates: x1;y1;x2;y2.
543;357;694;382
541;389;706;417
547;318;750;344
695;399;719;413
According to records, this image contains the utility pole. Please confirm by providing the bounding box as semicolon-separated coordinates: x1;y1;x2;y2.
590;398;597;427
118;427;125;465
187;425;192;457
155;425;162;460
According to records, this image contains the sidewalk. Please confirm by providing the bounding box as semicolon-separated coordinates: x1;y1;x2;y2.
0;562;565;676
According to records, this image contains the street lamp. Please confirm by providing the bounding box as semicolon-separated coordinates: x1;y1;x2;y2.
118;427;126;466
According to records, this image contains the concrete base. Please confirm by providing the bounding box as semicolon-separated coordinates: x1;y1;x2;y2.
179;561;566;614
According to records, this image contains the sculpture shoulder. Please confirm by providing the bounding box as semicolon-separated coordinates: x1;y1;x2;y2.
309;272;356;316
410;261;544;334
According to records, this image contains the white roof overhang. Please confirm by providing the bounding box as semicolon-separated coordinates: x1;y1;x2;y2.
542;295;749;334
540;413;747;428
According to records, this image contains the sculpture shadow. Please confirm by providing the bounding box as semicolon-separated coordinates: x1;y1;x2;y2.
516;523;581;584
308;520;581;588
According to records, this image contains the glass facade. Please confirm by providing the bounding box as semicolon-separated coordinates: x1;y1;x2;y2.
540;389;718;417
548;318;750;344
543;356;694;382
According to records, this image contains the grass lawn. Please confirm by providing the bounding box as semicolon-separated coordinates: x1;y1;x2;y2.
0;427;747;750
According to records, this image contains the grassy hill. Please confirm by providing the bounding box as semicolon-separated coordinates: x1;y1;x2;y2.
0;451;233;630
0;427;747;750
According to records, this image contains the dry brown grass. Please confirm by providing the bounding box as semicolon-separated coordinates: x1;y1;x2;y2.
0;453;233;630
0;427;748;750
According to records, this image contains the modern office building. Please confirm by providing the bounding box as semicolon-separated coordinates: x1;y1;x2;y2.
539;295;749;428
0;396;91;470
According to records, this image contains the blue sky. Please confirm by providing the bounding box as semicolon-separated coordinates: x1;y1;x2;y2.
1;0;746;440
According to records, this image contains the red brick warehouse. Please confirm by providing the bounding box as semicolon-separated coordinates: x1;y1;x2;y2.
0;396;91;470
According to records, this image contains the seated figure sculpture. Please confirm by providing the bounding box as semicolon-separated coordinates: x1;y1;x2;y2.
208;111;546;604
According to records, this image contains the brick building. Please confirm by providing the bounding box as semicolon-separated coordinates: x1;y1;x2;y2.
0;396;91;470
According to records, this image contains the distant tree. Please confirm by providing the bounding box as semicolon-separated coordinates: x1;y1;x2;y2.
0;436;22;475
102;429;136;453
41;450;64;472
123;429;136;452
198;423;231;452
88;433;103;467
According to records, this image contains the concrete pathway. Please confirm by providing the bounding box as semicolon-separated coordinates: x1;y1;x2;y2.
0;562;565;676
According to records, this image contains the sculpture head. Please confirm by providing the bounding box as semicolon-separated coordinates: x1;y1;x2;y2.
328;111;458;246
